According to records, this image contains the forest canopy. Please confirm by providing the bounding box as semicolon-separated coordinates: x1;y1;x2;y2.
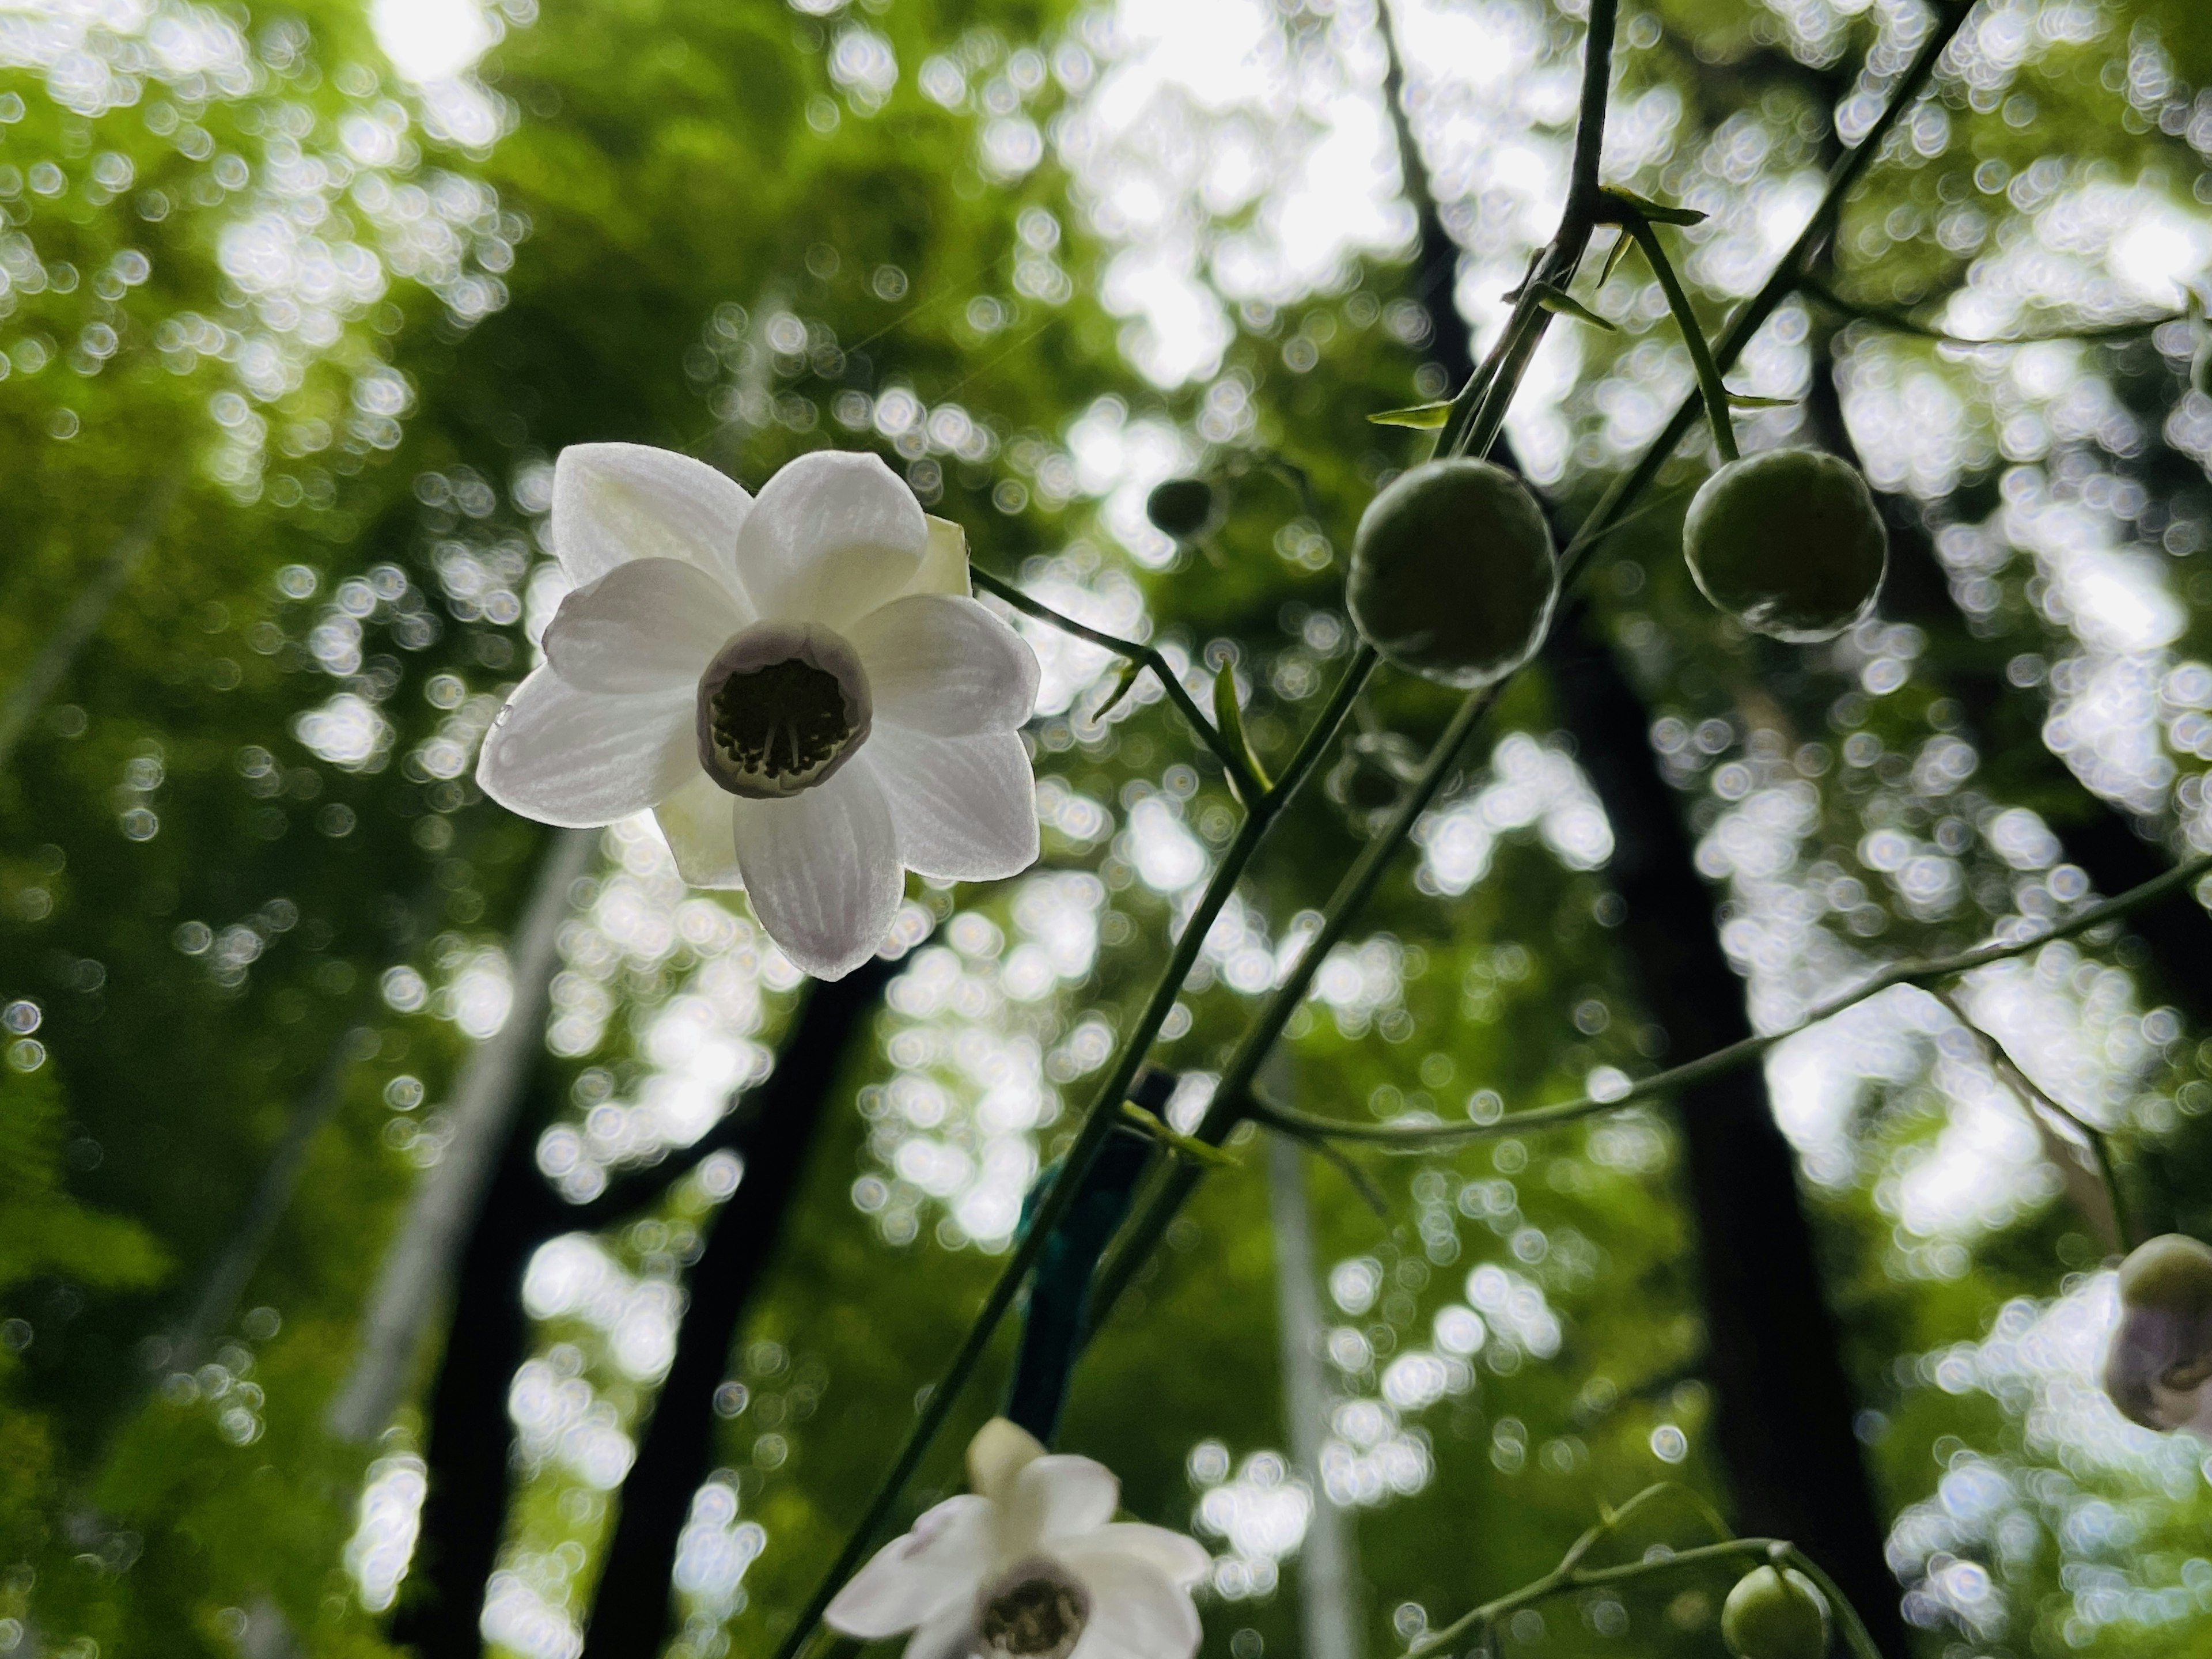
3;0;2212;1657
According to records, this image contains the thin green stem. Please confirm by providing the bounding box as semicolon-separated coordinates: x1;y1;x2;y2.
1929;986;2134;1251
1403;1485;1891;1659
1802;274;2181;347
1618;211;1739;463
769;645;1376;1659
1087;683;1499;1328
1560;1;1976;578
1243;850;2212;1152
971;566;1263;802
1782;1548;1887;1659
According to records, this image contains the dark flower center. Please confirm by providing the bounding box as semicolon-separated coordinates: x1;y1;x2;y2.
979;1570;1087;1659
694;622;872;800
709;657;853;783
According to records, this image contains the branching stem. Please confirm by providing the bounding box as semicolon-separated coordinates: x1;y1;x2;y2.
1245;851;2211;1152
972;566;1265;801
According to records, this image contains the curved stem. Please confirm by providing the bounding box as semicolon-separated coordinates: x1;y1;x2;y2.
1243;849;2212;1152
769;645;1376;1659
1802;274;2181;347
971;566;1264;801
1619;212;1739;462
1404;1484;1883;1659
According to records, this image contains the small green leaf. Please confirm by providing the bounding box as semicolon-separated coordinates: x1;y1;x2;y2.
1533;283;1617;331
1367;400;1454;430
1603;185;1708;226
1212;660;1273;796
1726;392;1798;409
1121;1101;1241;1168
1598;227;1635;289
1095;657;1144;720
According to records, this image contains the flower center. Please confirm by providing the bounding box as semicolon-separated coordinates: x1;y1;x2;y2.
978;1560;1089;1659
695;621;872;800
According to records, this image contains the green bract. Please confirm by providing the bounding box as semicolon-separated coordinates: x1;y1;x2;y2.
1683;449;1888;643
1346;459;1559;688
1721;1566;1831;1659
2118;1234;2212;1314
1146;476;1223;543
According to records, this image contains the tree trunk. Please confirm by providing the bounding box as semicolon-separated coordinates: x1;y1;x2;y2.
580;956;894;1659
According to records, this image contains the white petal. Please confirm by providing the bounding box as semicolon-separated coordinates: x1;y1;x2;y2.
868;730;1039;882
544;557;745;694
903;1605;980;1659
477;666;695;827
1062;1548;1201;1659
736;450;928;627
552;442;753;589
850;594;1040;736
1003;1456;1118;1551
827;1495;991;1639
731;757;904;979
1080;1524;1210;1592
653;770;743;888
900;514;972;598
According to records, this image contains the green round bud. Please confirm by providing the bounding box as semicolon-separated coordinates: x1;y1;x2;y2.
1721;1566;1830;1659
2117;1234;2212;1316
1146;477;1222;543
1683;449;1887;643
1346;458;1559;688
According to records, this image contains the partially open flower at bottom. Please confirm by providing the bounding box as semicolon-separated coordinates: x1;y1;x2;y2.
826;1418;1209;1659
2103;1232;2212;1434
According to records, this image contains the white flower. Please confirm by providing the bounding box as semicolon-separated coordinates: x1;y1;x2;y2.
477;444;1041;979
827;1418;1209;1659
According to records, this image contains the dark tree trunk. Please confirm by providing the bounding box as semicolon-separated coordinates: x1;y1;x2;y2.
1543;613;1908;1654
580;956;894;1659
391;1071;559;1658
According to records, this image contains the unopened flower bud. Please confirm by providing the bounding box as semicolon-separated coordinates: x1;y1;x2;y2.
1146;477;1223;544
1721;1565;1830;1659
2103;1233;2212;1433
967;1415;1047;1501
1683;449;1887;643
1324;730;1423;834
1346;458;1558;688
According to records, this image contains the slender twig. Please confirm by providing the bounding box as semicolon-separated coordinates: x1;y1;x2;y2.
1241;851;2212;1152
768;645;1377;1659
1927;986;2132;1251
1407;1483;1734;1658
971;566;1262;800
1802;274;2180;348
1403;1484;1884;1659
1434;0;1620;459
